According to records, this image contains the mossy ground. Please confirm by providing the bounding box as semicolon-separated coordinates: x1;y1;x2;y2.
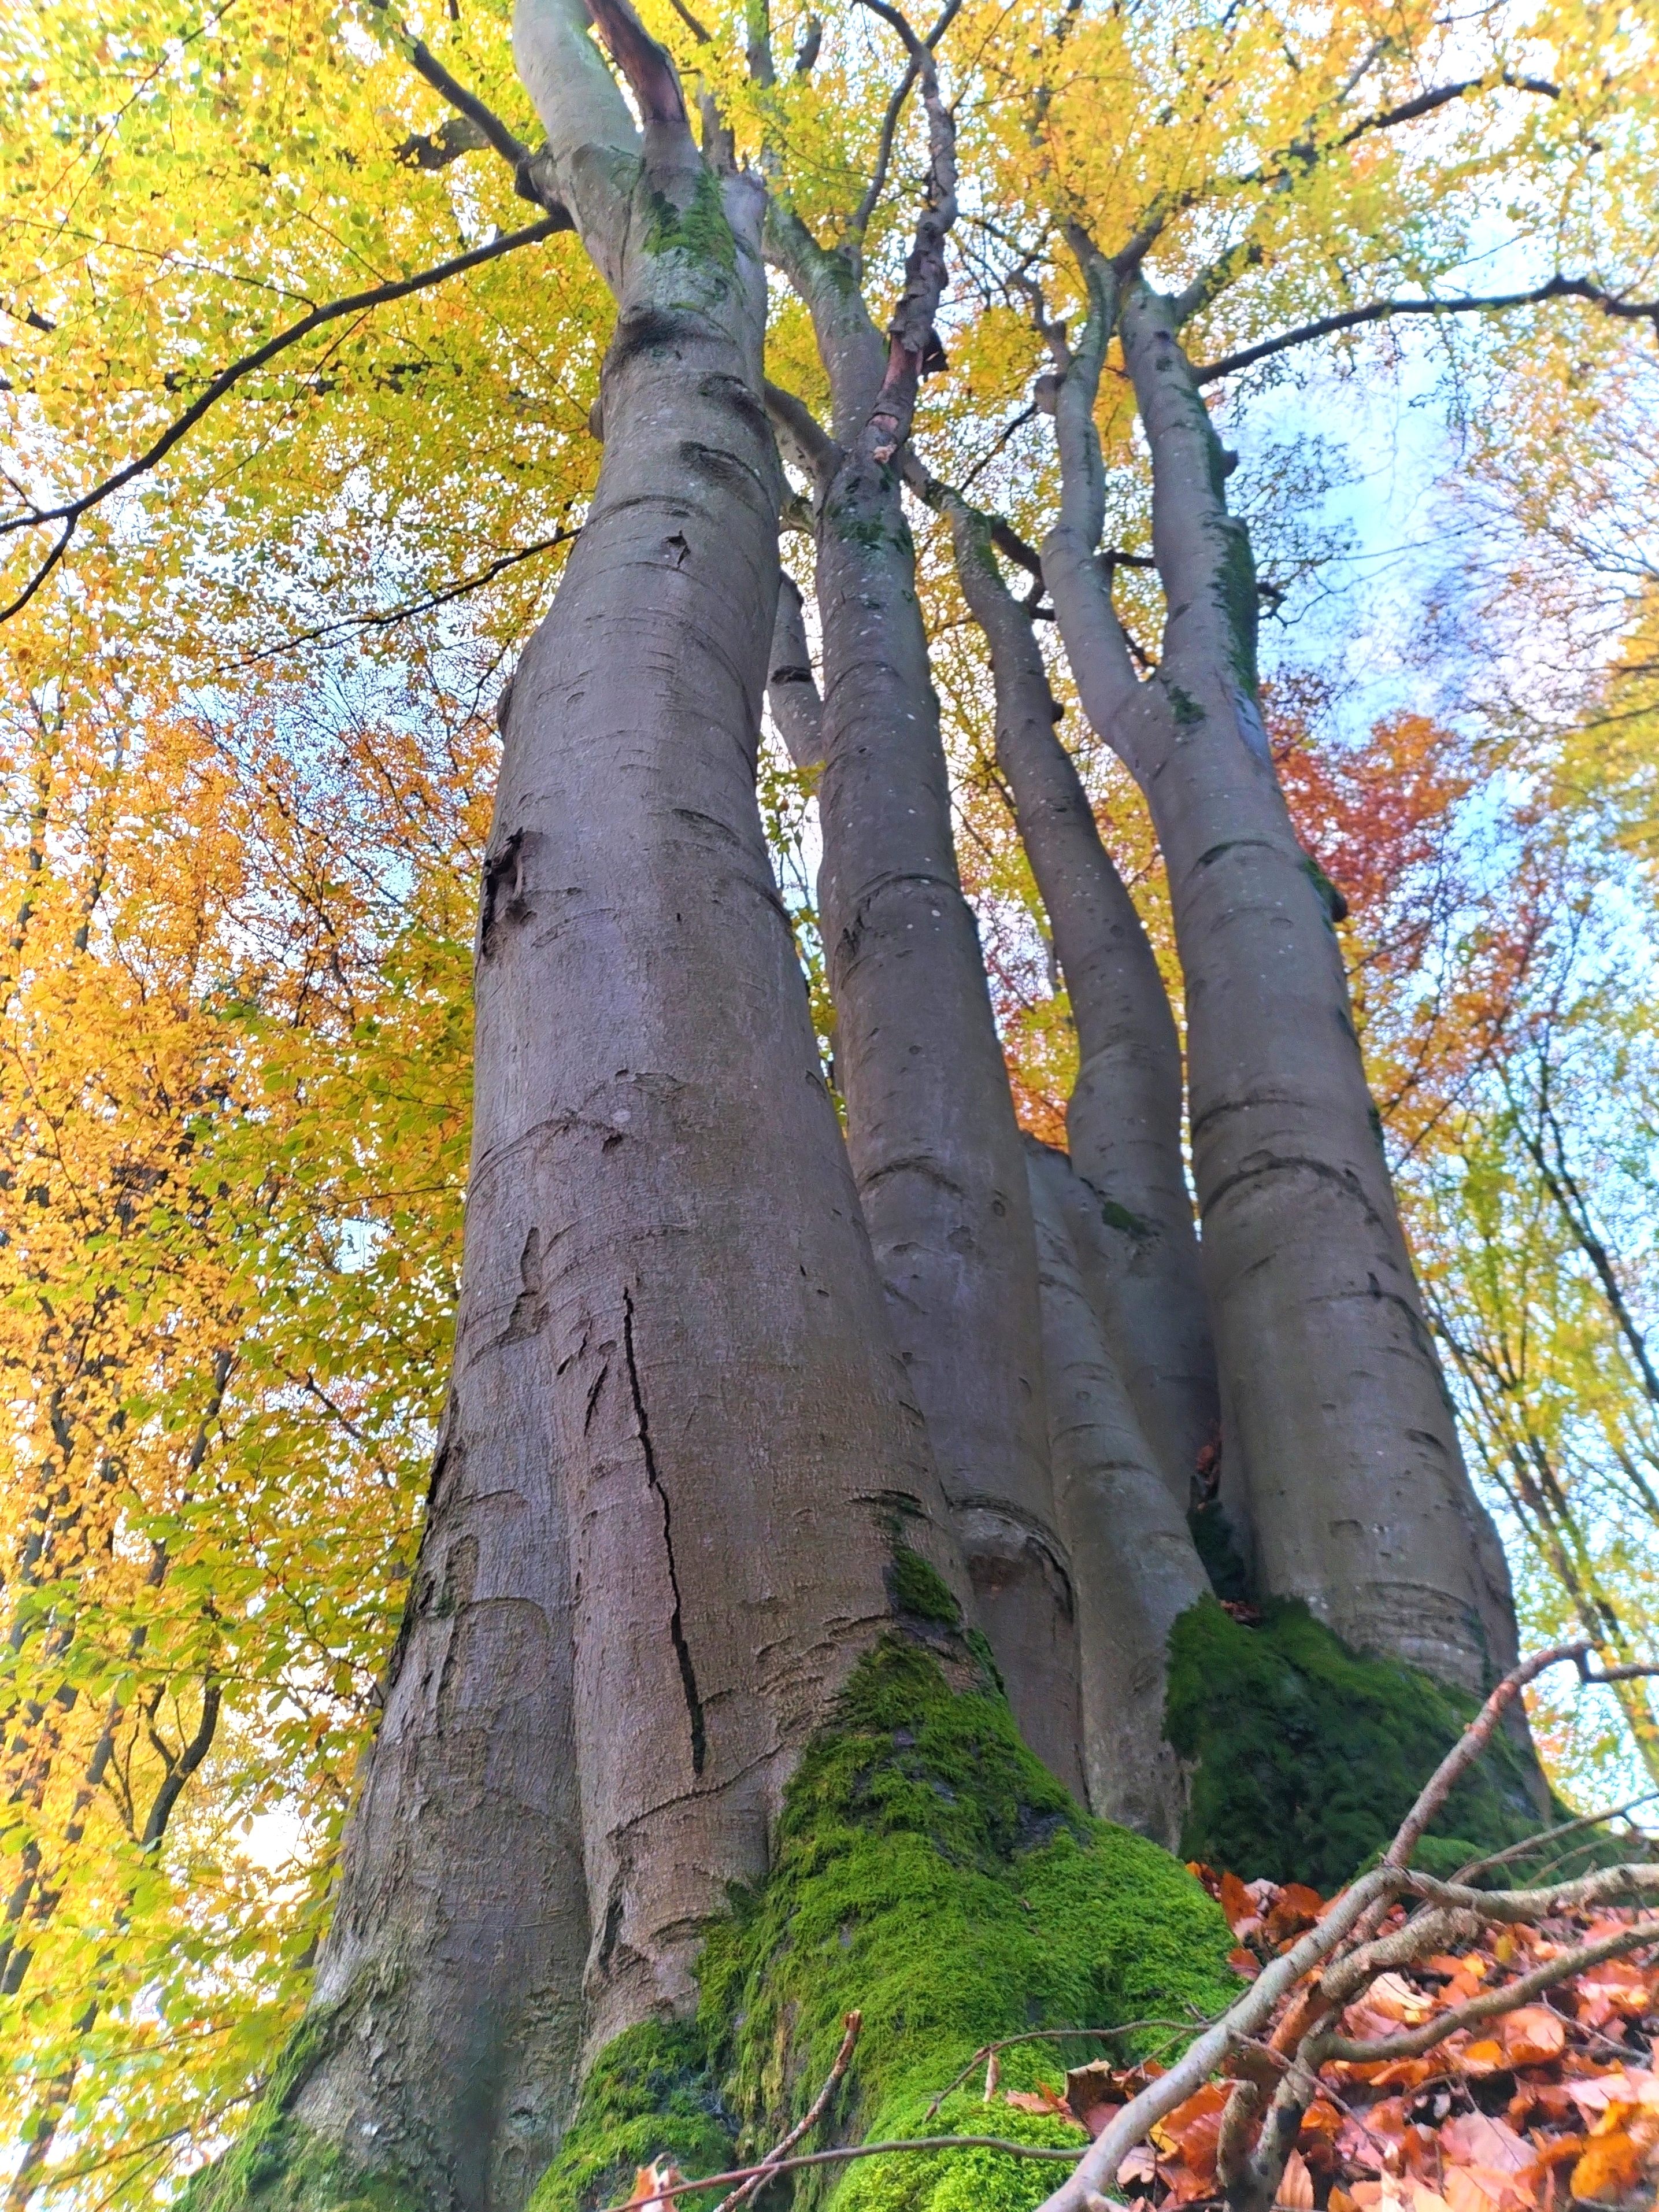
1166;1595;1552;1891
532;1627;1240;2212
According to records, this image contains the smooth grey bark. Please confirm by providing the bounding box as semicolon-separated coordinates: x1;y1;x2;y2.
766;571;825;771
936;484;1219;1511
1041;254;1521;1701
1026;1139;1209;1846
291;9;970;2203
769;158;1084;1793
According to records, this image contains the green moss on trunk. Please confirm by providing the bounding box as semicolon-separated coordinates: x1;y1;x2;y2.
1166;1596;1550;1891
176;2010;420;2212
532;1633;1240;2212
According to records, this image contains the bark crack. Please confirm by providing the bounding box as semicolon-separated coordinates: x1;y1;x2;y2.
622;1288;707;1775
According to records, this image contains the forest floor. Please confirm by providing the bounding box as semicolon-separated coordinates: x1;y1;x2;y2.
981;1863;1659;2212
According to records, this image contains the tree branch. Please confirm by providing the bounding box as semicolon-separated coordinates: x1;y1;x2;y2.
1325;1920;1659;2063
764;381;839;483
0;216;569;623
219;528;579;668
396;113;492;170
856;0;961;461
584;0;690;129
714;2012;863;2210
598;2133;1083;2209
1195;275;1659;383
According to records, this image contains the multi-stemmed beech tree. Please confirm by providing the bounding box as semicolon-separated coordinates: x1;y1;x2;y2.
3;0;1657;2201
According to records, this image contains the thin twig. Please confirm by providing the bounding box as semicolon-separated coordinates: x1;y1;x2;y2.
714;2011;863;2209
1387;1644;1590;1872
925;2020;1208;2118
0;217;568;621
1325;1919;1659;2061
595;2133;1083;2210
1451;1794;1657;1885
1195;276;1659;385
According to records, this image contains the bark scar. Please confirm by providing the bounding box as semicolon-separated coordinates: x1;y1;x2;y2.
622;1288;707;1775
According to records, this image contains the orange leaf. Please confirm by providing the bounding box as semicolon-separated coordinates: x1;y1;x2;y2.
1369;2059;1439;2091
1464;2041;1510;2078
1443;2169;1506;2212
1503;2007;1567;2068
1279;2150;1316;2209
1005;2084;1070;2117
1569;2130;1647;2201
1300;2099;1345;2147
1220;1869;1261;1937
1442;2114;1534;2174
1152;2079;1233;2182
1267;1885;1327;1945
625;2163;687;2208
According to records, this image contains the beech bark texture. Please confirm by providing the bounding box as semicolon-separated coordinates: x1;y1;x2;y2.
942;491;1217;1510
1027;1140;1209;1844
775;219;1084;1793
1043;262;1519;1696
291;10;969;2202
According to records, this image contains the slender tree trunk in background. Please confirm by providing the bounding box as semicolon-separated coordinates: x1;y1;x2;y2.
939;486;1219;1511
773;207;1084;1793
765;570;825;772
290;11;969;2203
1043;255;1523;1705
1026;1138;1209;1844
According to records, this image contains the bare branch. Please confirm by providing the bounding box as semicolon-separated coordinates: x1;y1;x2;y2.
0;216;569;622
714;2011;863;2210
365;0;547;191
899;449;1044;585
216;528;580;669
665;0;714;42
396;113;493;170
1326;1920;1659;2063
1452;1793;1658;1884
1386;1642;1659;1877
1032;1869;1405;2211
1195;275;1659;383
854;0;961;461
597;2132;1083;2209
850;58;923;247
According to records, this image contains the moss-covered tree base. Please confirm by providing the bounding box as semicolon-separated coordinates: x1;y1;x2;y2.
176;2014;421;2212
1166;1595;1554;1891
531;1625;1241;2212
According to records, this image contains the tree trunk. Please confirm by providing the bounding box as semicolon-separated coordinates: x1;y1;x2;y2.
1026;1138;1209;1845
939;487;1219;1511
286;12;970;2202
765;570;825;772
1042;262;1520;1701
773;223;1084;1793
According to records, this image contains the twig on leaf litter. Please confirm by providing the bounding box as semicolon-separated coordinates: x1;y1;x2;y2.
925;2021;1210;2119
1027;1643;1659;2212
712;2011;863;2210
1451;1792;1658;1885
611;1647;1659;2212
1324;1919;1659;2061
